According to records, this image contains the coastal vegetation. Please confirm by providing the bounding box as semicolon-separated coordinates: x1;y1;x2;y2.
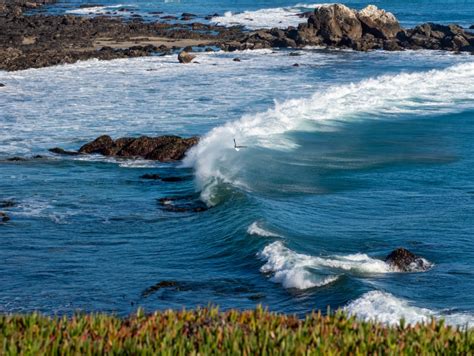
1;308;473;354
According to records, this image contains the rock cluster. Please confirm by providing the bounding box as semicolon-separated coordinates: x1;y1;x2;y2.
50;135;199;162
226;4;474;52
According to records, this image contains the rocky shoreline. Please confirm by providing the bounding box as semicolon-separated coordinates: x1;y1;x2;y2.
0;1;473;71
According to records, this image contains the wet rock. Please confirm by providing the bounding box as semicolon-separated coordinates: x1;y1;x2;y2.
178;50;195;64
385;248;431;272
0;200;16;208
48;147;80;156
142;280;179;297
233;57;241;62
470;25;474;30
0;83;5;87
292;63;299;67
78;135;198;162
0;212;10;223
357;5;401;39
310;4;362;44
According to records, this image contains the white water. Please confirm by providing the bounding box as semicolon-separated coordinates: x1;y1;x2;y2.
211;3;326;30
346;291;474;328
184;61;474;205
247;221;281;237
259;241;396;290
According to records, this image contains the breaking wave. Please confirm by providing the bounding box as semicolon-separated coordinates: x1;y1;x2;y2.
258;241;395;290
184;62;474;206
247;221;281;237
346;291;474;328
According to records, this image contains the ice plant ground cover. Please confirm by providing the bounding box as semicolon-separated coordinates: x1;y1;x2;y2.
1;308;473;354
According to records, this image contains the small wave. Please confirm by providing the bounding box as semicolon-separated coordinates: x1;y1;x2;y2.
345;291;474;328
258;241;396;290
211;4;327;30
247;221;281;237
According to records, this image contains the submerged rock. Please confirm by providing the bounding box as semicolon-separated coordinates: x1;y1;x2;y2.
140;174;161;180
142;281;179;297
158;195;208;213
0;200;16;208
385;248;431;272
178;50;196;64
0;212;10;223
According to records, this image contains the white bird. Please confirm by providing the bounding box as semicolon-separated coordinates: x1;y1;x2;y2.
234;139;247;151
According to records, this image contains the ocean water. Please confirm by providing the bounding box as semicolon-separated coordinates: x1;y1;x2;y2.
1;1;474;327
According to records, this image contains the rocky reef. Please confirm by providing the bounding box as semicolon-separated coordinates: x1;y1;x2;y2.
50;135;199;162
227;4;474;52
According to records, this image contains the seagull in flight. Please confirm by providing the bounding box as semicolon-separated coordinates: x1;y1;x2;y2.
234;139;247;151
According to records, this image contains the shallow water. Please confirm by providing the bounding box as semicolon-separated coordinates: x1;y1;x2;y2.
2;1;474;327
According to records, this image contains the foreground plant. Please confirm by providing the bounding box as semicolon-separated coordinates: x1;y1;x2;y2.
0;307;473;354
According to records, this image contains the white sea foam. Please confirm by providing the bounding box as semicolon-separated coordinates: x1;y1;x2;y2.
66;4;130;15
184;62;474;205
247;221;281;237
258;241;397;290
211;3;327;30
346;291;474;328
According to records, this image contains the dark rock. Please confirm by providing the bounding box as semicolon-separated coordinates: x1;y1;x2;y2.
140;174;161;180
178;50;195;64
161;176;191;182
385;248;431;272
0;83;5;87
470;25;474;30
357;5;401;39
0;212;10;223
6;157;27;162
48;147;80;156
0;200;16;208
292;63;299;67
78;135;198;162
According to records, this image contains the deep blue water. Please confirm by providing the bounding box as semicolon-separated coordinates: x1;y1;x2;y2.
1;1;474;326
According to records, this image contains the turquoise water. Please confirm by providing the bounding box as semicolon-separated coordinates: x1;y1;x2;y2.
1;1;474;326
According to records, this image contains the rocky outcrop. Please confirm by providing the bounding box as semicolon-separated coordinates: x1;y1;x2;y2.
357;5;401;40
49;135;198;161
177;50;195;64
309;4;363;44
226;4;474;53
385;248;431;272
78;135;198;161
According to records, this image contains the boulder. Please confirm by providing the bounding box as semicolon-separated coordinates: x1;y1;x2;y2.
0;83;5;87
385;248;431;272
470;25;474;30
178;50;195;64
309;4;362;44
357;5;401;39
78;135;199;162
